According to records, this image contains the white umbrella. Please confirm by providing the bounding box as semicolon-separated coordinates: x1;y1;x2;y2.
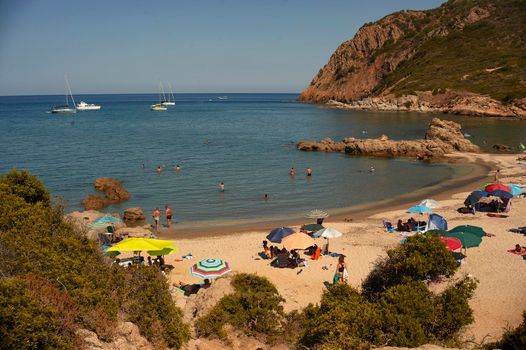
305;209;329;219
313;227;343;239
418;199;441;209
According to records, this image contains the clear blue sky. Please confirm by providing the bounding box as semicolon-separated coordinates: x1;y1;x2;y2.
0;0;444;95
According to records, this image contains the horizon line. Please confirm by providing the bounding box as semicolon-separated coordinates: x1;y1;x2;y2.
0;91;301;97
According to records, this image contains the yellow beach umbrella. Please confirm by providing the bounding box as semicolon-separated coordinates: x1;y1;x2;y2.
282;232;315;250
106;238;177;252
147;246;179;256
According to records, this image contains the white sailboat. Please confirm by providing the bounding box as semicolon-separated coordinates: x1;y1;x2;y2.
151;82;167;111
161;83;176;106
51;77;77;114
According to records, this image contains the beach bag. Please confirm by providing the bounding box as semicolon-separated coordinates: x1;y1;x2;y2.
333;273;339;285
342;268;349;282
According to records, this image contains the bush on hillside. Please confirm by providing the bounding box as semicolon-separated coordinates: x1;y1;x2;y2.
362;233;458;298
485;312;526;350
195;273;286;341
0;169;189;349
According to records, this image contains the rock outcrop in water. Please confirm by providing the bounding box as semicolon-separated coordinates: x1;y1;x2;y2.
299;1;526;118
123;207;146;222
82;177;130;210
297;118;479;159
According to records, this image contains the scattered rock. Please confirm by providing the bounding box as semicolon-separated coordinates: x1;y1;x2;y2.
78;322;153;350
123;207;146;222
492;143;514;153
297;118;479;159
82;177;130;210
114;226;151;239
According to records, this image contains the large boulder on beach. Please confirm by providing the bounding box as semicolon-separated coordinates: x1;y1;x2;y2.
492;143;514;153
297;118;479;159
114;226;151;239
82;177;130;210
123;207;146;222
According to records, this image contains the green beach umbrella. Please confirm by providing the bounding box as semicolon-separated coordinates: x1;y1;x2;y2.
301;223;324;232
106;238;176;252
449;225;486;238
443;231;482;248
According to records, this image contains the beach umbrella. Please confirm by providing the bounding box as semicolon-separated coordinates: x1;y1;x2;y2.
93;215;121;224
105;238;176;252
282;232;315;250
190;258;231;279
489;190;513;200
147;246;179;256
439;237;462;251
419;199;441;209
313;227;343;239
443;231;482;248
266;227;294;243
449;225;486;238
407;205;433;214
484;183;511;193
301;223;324;232
464;190;488;206
305;209;329;219
508;185;523;197
426;229;448;236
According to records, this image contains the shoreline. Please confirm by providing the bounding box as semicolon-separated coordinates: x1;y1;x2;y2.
157;153;494;239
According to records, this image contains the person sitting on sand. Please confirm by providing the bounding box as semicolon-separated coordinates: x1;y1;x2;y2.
263;240;271;259
174;279;211;296
514;244;526;253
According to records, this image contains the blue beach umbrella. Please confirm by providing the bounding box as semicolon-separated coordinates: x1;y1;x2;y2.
508;185;523;197
464;190;488;206
489;190;513;200
406;205;433;214
266;227;295;243
93;215;121;224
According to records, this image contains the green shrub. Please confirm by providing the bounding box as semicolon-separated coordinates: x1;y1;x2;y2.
298;284;380;349
0;278;73;350
362;233;458;298
195;273;285;341
0;170;189;348
485;312;526;350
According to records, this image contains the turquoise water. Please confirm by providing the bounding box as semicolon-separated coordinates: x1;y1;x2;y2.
1;93;524;228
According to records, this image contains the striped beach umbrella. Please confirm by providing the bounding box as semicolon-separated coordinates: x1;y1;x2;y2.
190;258;231;279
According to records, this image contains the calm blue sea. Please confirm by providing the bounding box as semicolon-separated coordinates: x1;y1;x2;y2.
1;93;525;228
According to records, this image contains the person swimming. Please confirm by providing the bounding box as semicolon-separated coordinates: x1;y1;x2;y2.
290;167;296;176
369;166;375;173
306;167;312;176
175;164;181;172
156;166;162;174
219;182;225;192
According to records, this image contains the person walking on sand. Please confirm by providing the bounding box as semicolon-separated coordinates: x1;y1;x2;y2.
335;255;348;285
219;182;225;192
290;167;296;176
153;207;161;232
306;167;312;176
165;205;173;228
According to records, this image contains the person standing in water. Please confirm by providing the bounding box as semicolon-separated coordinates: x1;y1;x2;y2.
306;167;312;176
219;182;225;192
290;167;296;176
156;166;162;174
165;205;173;228
153;207;161;232
175;164;181;172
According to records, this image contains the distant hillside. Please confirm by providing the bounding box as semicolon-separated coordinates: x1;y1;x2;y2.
299;0;526;118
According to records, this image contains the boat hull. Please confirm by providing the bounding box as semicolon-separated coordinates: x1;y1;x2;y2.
51;108;76;114
77;106;101;110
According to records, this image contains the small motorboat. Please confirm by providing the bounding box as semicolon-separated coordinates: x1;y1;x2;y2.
77;101;101;110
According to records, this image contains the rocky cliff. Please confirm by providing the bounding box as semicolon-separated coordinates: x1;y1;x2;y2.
297;118;479;159
299;0;526;118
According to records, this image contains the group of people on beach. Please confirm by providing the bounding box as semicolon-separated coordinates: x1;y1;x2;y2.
153;205;173;231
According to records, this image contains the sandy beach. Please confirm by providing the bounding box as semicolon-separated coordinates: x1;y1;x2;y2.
154;152;526;345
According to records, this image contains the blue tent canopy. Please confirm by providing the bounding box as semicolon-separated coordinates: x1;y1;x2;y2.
426;213;448;232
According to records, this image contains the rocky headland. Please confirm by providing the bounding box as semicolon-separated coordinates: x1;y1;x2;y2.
299;0;526;118
297;118;479;159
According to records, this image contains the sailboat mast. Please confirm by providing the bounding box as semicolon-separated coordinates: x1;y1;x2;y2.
168;83;175;103
65;77;76;108
160;81;167;102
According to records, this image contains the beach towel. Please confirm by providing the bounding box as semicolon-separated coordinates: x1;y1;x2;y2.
508;249;526;255
487;213;508;218
343;268;349;281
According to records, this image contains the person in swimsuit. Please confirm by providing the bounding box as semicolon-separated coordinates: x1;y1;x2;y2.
175;164;181;172
306;167;312;176
156;166;162;174
335;255;347;284
153;207;161;232
290;167;295;176
165;205;173;228
219;182;225;192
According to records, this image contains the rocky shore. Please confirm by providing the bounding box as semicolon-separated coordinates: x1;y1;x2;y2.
297;118;479;159
82;177;130;210
325;92;526;119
